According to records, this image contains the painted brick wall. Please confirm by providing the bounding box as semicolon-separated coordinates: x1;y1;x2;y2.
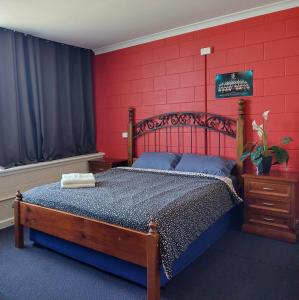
94;7;299;171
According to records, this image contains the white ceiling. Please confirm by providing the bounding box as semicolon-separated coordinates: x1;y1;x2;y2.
0;0;297;53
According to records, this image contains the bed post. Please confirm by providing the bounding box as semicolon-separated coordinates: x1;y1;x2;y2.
236;99;245;175
147;220;160;300
14;191;24;248
128;107;134;166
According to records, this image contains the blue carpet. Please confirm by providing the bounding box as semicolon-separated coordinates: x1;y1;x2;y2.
0;226;298;300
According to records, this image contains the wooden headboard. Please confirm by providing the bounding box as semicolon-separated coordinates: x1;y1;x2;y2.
128;99;245;175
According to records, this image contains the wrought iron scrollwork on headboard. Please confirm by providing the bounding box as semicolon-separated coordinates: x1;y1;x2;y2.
133;112;236;139
128;99;245;177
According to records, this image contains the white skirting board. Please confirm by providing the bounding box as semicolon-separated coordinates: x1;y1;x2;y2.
0;153;104;229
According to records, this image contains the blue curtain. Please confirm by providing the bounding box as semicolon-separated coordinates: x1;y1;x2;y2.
0;28;95;168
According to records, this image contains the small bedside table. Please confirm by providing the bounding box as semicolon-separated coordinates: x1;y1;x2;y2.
88;158;128;173
242;171;299;243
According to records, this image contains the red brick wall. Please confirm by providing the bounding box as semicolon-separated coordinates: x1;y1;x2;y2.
94;7;299;171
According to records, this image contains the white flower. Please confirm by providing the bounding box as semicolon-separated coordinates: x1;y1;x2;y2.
252;120;259;130
257;124;264;139
262;110;270;120
252;120;264;140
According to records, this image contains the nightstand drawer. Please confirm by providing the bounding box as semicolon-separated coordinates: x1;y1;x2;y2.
247;180;291;199
248;212;290;230
248;198;290;214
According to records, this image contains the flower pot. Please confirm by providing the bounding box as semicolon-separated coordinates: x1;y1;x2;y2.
256;156;272;175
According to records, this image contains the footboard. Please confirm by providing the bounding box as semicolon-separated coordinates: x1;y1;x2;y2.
14;191;160;300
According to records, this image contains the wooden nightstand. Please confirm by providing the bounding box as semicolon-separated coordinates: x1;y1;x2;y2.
242;171;299;243
88;158;128;173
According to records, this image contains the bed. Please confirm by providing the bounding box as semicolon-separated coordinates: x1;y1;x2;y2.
14;99;245;300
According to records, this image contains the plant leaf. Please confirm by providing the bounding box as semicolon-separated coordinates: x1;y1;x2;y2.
240;151;251;161
269;146;289;166
251;154;263;166
241;143;257;161
281;136;293;145
255;144;264;155
250;145;263;165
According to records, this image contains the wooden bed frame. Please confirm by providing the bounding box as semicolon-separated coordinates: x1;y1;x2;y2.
14;99;245;300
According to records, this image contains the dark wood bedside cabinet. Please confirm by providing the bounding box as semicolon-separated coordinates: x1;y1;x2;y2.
242;171;299;243
88;158;128;173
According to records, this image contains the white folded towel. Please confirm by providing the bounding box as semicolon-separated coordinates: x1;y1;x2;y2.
61;182;95;189
60;173;96;189
61;173;96;185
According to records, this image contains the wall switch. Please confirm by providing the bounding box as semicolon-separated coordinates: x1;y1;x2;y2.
200;47;213;55
122;132;128;138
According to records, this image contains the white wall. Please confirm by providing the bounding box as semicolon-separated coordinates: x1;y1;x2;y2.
0;153;104;229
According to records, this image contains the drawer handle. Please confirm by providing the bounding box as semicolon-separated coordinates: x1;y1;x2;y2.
263;217;274;222
263;202;274;206
263;187;274;191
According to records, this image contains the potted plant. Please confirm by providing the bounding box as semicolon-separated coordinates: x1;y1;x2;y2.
241;110;293;175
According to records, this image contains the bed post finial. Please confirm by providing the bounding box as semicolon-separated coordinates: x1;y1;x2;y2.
16;190;23;201
128;107;134;122
236;99;245;176
148;219;158;234
238;99;245;119
128;107;135;166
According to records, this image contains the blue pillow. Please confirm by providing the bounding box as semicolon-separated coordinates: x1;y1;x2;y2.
175;153;235;176
132;152;181;170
